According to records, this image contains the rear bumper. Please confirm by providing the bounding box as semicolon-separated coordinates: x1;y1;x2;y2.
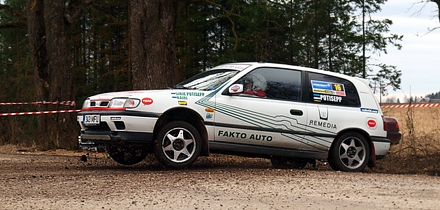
387;132;402;145
371;137;391;160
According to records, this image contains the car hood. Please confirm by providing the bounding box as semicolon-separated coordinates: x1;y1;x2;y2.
88;90;168;100
87;89;211;100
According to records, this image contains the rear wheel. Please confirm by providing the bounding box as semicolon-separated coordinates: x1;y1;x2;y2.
154;121;202;169
328;132;370;172
107;144;148;165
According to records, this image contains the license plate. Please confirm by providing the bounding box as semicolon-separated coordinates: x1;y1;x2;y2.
83;115;100;125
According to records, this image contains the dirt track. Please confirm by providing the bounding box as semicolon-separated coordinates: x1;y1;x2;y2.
1;151;440;210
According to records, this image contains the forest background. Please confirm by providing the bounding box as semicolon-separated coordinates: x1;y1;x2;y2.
0;0;434;150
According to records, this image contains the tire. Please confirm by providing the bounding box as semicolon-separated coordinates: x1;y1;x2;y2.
154;121;202;169
107;144;148;165
328;132;370;172
271;156;309;169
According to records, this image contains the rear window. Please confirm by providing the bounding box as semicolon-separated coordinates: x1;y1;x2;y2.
308;72;360;107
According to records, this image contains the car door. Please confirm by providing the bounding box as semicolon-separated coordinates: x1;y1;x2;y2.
301;72;362;152
213;67;307;149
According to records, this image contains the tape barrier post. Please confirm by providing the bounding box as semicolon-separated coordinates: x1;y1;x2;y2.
0;101;79;117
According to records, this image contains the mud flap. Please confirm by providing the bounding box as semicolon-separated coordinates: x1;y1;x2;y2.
368;141;376;168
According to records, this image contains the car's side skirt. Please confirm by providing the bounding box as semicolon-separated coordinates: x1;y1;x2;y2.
209;141;328;160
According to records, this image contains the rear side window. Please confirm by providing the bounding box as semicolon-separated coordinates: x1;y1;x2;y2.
308;72;360;107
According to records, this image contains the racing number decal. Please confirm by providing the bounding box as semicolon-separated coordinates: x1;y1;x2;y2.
311;80;346;96
333;83;343;92
311;80;346;103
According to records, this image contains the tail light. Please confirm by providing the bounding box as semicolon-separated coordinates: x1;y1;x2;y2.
382;116;388;131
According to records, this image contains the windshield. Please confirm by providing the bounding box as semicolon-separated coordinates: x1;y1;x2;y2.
174;69;238;91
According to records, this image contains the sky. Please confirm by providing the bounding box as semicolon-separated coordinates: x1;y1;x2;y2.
371;0;440;101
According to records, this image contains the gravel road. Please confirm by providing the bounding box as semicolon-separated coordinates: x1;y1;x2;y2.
1;151;439;210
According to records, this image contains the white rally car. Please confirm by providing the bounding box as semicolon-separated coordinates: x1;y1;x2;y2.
77;62;390;172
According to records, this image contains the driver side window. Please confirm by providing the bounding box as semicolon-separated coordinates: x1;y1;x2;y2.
236;71;268;98
236;68;302;101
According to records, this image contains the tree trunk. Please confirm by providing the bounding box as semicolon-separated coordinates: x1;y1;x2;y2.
130;0;178;90
27;0;76;149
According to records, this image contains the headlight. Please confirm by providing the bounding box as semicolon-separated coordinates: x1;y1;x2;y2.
109;98;126;108
109;98;140;108
124;99;140;108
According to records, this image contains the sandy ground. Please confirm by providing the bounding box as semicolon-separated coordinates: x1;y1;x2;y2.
1;151;440;210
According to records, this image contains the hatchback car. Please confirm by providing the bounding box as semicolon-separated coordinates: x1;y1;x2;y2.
77;62;391;172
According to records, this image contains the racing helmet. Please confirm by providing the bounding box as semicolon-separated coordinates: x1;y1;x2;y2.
244;73;267;91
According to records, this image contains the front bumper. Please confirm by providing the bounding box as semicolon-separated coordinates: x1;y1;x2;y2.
79;131;154;144
78;131;154;152
77;110;158;148
78;136;106;151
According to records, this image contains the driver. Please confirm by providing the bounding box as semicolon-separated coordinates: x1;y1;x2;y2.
242;73;267;98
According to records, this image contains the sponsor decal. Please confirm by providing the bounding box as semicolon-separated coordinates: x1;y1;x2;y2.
218;130;273;141
178;101;187;105
367;119;377;128
171;92;205;100
360;108;379;113
172;92;187;100
141;97;153;105
311;80;346;96
205;107;215;112
186;92;205;97
309;120;337;129
231;84;240;92
313;94;321;102
206;113;213;119
313;94;342;103
110;117;121;120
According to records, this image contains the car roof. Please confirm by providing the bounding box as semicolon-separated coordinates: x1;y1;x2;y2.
212;62;368;85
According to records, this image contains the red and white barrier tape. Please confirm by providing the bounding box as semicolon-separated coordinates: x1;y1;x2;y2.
0;101;438;117
0;109;81;117
0;101;76;107
381;103;440;108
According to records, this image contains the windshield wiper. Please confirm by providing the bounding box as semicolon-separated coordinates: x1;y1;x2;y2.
173;85;197;89
173;84;186;89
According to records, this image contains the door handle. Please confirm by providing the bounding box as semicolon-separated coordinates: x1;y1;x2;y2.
290;109;303;116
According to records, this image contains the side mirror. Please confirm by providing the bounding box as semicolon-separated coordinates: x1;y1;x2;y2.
228;84;244;94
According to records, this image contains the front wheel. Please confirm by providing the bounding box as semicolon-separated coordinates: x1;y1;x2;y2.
328;132;370;172
154;121;202;169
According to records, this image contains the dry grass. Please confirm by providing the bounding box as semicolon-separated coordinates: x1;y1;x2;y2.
379;106;440;175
